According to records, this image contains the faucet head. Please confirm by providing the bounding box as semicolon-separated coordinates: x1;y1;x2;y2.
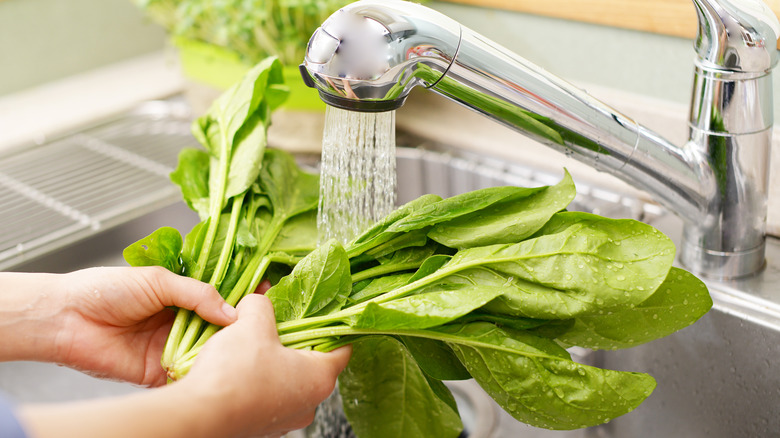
300;0;461;112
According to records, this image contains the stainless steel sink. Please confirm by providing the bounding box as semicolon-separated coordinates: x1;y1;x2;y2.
396;145;780;438
1;101;778;437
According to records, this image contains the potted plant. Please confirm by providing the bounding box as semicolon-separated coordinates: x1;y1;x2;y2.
132;0;357;150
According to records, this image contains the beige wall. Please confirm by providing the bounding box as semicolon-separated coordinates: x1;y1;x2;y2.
0;0;165;96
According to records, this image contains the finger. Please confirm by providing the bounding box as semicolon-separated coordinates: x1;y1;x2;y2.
145;267;237;326
323;345;352;375
235;293;279;341
305;344;352;382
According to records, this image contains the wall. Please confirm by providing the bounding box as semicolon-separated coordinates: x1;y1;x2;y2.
0;0;166;96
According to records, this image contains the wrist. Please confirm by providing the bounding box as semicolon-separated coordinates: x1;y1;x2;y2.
18;383;222;438
154;378;237;438
0;272;67;363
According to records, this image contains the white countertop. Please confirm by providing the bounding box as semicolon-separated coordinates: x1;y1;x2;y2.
0;51;185;153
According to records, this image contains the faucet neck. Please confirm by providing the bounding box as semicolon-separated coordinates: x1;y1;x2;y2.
680;0;779;278
693;0;779;73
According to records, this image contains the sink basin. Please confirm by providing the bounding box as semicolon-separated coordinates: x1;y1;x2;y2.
1;101;778;437
395;145;780;438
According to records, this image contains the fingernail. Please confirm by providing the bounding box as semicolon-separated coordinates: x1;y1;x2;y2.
221;302;238;321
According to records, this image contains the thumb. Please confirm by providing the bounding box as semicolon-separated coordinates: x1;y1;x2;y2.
322;345;352;375
143;267;238;326
234;293;279;342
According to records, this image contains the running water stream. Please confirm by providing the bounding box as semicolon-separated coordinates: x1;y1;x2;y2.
308;106;398;438
317;106;397;245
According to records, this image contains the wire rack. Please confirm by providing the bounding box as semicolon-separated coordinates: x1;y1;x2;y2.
0;100;194;270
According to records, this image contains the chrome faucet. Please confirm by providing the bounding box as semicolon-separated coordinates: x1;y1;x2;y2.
300;0;780;280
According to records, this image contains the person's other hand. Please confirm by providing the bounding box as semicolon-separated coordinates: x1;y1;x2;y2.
52;266;237;387
182;293;351;438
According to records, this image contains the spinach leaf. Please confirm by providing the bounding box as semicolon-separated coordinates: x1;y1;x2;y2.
195;213;232;286
466;211;675;318
347;194;442;257
423;374;461;419
453;311;553;332
223;57;293;198
169;148;211;219
345;211;675;320
389;186;544;233
441;322;656;430
557;267;713;350
235;215;259;249
122;226;183;274
353;286;504;330
348;273;415;304
269;210;318;255
405;254;452;284
180;219;208;277
224;109;269;199
426;170;576;248
266;239;351;322
375;243;438;267
340;337;463;438
202;56;286;161
363;229;430;259
257;148;320;221
400;337;471;381
351;243;441;284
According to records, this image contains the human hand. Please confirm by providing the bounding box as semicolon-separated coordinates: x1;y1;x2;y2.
182;293;351;438
50;266;237;387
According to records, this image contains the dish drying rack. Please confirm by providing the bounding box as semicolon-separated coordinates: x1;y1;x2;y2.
0;99;664;271
0;100;194;270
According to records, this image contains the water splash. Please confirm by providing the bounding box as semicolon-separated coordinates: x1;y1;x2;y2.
317;106;397;245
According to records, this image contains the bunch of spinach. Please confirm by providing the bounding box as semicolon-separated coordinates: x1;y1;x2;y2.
123;56;321;379
262;173;712;434
123;55;712;434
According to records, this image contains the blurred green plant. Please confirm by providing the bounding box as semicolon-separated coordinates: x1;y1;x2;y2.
134;0;356;66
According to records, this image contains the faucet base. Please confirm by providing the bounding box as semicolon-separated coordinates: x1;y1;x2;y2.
680;239;767;280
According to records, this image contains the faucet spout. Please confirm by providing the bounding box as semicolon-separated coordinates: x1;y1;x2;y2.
301;0;779;279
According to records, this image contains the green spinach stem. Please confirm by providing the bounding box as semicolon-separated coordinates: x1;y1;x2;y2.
161;308;191;368
166;122;232;366
193;126;231;281
278;325;561;361
350;261;422;283
175;193;246;359
210;193;245;287
167;216;283;377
